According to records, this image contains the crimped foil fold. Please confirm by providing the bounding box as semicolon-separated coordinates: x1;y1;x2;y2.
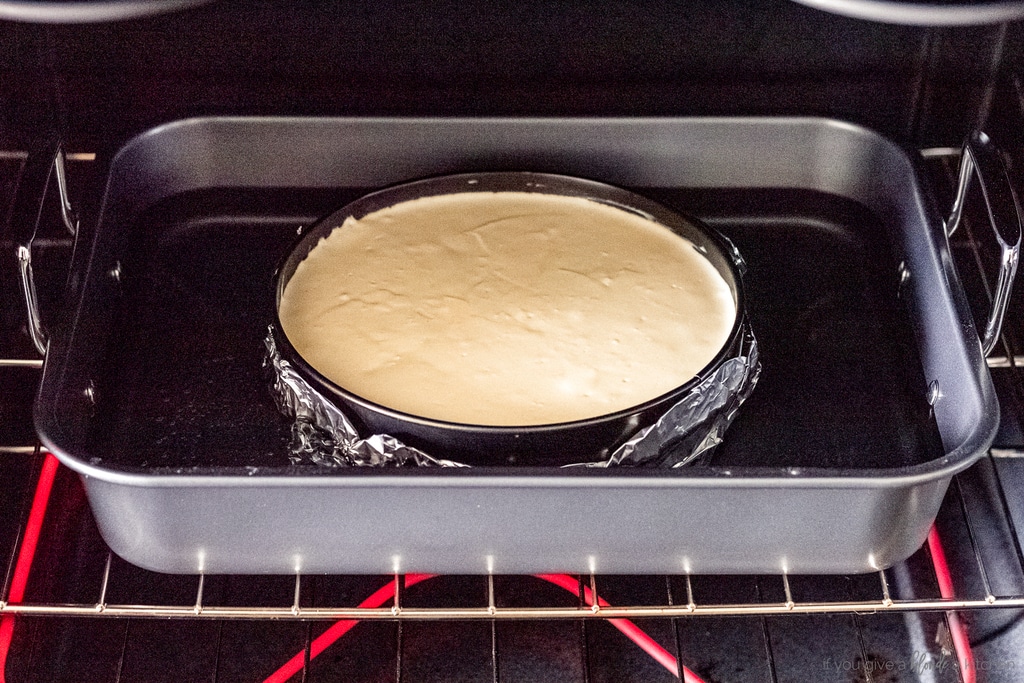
265;323;759;468
576;324;759;468
265;329;468;467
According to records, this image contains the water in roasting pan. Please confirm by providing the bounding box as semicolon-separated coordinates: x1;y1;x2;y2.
86;186;943;471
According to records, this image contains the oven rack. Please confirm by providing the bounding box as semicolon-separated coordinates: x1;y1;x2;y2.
3;149;1024;625
1;448;1023;623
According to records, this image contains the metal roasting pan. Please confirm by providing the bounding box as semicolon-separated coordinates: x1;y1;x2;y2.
28;117;1014;574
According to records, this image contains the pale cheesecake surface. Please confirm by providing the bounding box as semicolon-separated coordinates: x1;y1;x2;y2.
279;191;736;426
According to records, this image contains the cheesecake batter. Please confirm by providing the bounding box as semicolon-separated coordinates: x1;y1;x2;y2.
278;191;736;426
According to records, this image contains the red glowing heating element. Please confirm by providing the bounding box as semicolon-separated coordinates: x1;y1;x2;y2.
927;526;976;683
261;573;703;683
0;452;60;683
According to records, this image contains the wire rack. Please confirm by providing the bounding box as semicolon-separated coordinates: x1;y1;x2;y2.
0;452;1023;623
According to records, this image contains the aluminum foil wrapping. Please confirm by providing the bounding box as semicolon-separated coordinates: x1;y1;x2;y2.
577;323;760;468
265;324;759;469
264;329;468;467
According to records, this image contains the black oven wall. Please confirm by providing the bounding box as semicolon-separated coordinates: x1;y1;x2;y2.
0;0;1018;152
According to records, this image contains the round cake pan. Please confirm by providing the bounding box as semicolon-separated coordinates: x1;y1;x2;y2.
272;172;750;467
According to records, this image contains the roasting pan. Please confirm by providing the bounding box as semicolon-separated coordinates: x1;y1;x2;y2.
27;117;1015;574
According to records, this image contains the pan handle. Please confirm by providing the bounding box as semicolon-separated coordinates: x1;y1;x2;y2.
944;131;1022;357
14;142;79;357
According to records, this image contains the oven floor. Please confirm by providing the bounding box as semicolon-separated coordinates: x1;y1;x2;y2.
4;152;1024;682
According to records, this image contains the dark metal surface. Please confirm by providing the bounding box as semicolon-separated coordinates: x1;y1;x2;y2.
0;0;1013;150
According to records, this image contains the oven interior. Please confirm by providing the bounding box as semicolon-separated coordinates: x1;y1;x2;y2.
5;0;1024;680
